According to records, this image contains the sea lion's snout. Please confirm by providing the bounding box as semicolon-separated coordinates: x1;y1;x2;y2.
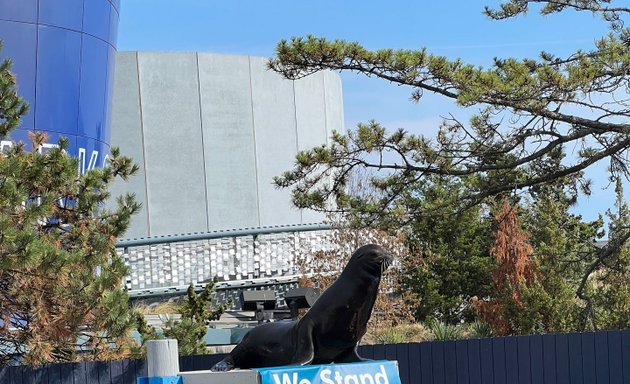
353;244;393;275
380;251;393;274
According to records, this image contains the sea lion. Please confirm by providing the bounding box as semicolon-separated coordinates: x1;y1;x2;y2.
211;244;392;371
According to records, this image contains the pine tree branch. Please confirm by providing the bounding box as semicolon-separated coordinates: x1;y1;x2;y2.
575;227;630;330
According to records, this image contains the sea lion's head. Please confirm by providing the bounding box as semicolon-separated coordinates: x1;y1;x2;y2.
345;244;393;277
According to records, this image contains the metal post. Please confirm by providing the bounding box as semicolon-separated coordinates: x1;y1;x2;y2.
288;299;299;321
146;339;180;377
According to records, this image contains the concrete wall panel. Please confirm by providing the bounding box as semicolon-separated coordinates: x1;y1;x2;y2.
197;53;259;230
249;56;301;227
109;52;148;239
294;72;328;224
138;52;208;235
324;71;344;144
294;73;328;151
111;52;344;238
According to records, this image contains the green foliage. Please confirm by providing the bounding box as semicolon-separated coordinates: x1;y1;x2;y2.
399;176;494;324
588;180;630;330
0;45;28;139
468;321;493;339
502;278;567;335
0;44;141;365
179;278;230;325
159;280;231;356
363;323;431;344
473;180;629;335
163;318;209;356
427;320;462;341
522;180;602;333
269;1;630;336
373;328;407;345
484;0;629;32
270;2;630;230
590;247;630;329
130;310;162;358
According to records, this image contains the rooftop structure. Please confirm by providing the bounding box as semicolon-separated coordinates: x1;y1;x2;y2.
109;51;343;238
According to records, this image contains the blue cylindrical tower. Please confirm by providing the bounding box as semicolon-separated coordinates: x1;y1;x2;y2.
0;0;120;170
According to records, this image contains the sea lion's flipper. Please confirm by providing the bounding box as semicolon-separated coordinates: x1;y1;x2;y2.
210;355;235;372
335;345;369;363
211;332;251;371
291;319;315;365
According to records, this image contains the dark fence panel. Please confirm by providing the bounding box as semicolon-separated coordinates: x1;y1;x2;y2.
468;338;482;384
1;330;628;384
431;340;445;384
542;334;556;384
505;336;519;383
530;335;543;384
455;340;468;384
73;361;87;384
568;333;583;384
582;332;597;384
408;342;421;383
443;341;457;384
492;337;506;384
608;331;623;384
397;343;411;384
623;330;630;381
374;343;387;360
360;344;374;359
555;333;570;384
7;365;23;384
421;341;433;384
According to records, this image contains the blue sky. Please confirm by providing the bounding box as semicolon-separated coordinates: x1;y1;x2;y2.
117;0;620;225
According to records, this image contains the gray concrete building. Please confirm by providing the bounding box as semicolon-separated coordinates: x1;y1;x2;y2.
110;52;344;239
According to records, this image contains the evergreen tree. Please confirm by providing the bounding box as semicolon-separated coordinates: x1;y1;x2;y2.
270;1;630;254
161;280;230;356
473;199;539;335
521;154;603;333
469;178;630;335
268;2;630;332
398;176;494;324
590;180;630;330
0;45;27;138
0;46;141;365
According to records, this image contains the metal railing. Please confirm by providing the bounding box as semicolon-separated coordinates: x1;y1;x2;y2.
116;223;334;299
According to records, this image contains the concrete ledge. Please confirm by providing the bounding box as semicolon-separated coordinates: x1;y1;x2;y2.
179;369;259;384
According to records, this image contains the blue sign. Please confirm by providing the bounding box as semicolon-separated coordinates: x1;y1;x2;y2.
137;376;181;384
256;361;401;384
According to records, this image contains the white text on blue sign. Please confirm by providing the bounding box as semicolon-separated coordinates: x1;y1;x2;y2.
256;360;401;384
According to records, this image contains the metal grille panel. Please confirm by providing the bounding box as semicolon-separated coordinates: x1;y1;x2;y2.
118;230;333;291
